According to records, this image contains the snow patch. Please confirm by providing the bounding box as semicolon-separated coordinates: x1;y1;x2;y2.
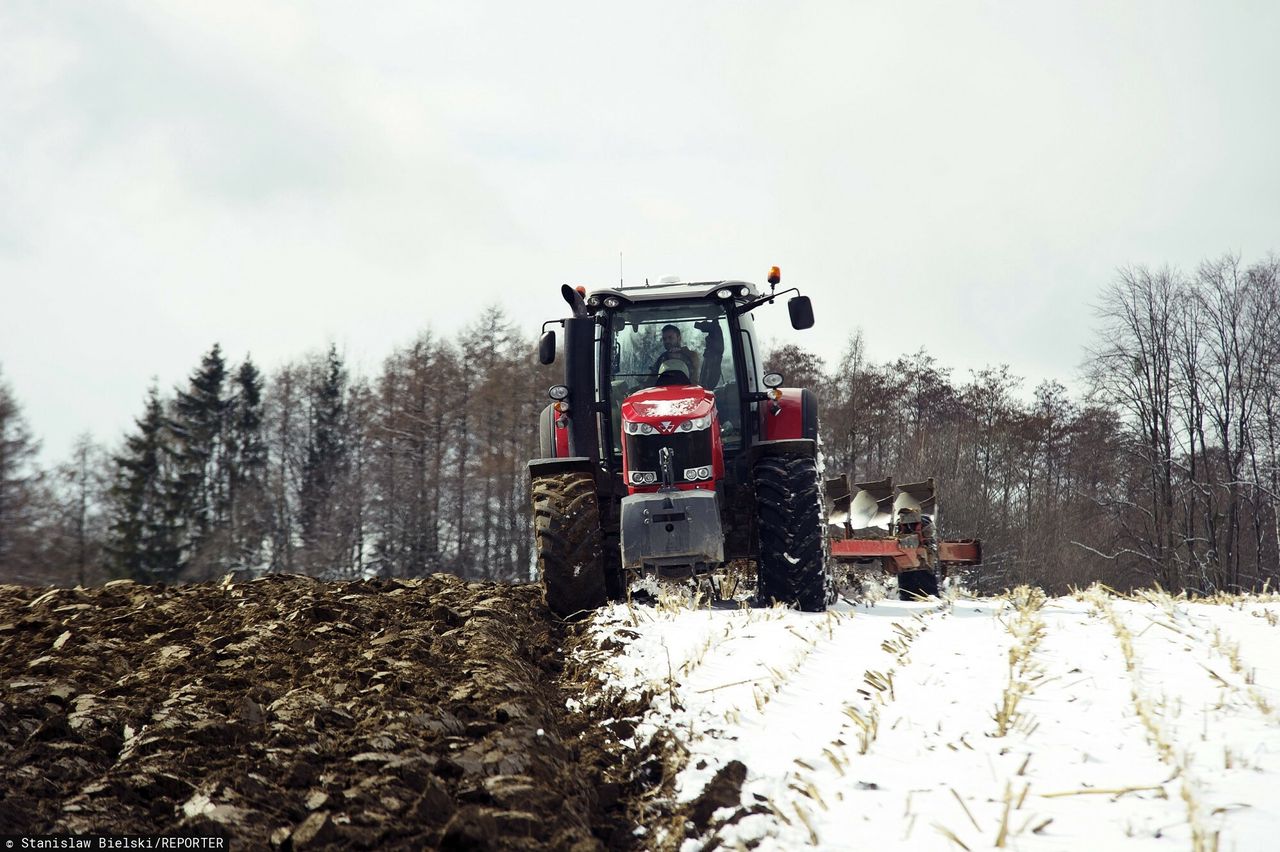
592;591;1280;851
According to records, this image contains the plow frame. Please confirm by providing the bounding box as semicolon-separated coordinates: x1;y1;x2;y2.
828;536;982;575
826;474;982;577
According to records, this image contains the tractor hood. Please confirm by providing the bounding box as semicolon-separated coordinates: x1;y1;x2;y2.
621;385;715;429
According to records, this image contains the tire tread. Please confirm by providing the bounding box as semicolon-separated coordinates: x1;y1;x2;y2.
532;473;608;618
754;456;830;611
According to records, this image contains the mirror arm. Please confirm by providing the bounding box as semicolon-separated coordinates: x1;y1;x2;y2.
734;286;801;315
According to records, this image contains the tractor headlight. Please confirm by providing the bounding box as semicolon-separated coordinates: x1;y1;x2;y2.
604;296;621;308
677;414;713;432
547;384;569;400
628;471;658;486
623;420;657;436
683;466;712;481
716;288;733;299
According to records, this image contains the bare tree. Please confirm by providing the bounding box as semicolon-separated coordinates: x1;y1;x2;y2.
1085;266;1183;587
47;434;112;586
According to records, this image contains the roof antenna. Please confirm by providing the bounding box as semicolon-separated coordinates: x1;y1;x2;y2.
619;251;623;287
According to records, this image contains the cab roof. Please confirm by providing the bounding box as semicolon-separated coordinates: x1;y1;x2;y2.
584;280;760;308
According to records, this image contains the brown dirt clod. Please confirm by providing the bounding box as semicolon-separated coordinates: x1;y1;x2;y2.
0;575;668;850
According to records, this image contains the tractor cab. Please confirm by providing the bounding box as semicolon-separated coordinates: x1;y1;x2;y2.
605;297;740;484
529;270;831;616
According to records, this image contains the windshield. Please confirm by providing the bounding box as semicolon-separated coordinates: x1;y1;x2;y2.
606;302;742;450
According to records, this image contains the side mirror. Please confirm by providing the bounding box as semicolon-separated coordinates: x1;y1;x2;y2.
763;372;784;389
538;330;556;365
788;296;815;330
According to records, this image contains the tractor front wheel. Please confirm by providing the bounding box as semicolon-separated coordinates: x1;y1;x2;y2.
754;455;831;611
531;472;608;619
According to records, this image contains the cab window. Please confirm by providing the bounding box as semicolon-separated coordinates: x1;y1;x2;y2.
606;303;742;450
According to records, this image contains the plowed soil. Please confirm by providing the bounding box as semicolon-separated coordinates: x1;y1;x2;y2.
0;574;659;850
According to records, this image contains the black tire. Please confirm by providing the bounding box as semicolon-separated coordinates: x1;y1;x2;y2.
602;537;626;600
897;569;939;601
754;455;830;611
531;473;608;619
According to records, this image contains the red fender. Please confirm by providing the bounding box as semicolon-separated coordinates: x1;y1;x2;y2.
762;388;816;441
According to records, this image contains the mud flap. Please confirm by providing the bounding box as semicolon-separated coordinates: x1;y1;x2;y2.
620;490;724;572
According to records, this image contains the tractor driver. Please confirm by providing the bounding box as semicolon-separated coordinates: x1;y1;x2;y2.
652;325;701;384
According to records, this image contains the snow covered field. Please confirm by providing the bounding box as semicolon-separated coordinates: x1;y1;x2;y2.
590;588;1280;851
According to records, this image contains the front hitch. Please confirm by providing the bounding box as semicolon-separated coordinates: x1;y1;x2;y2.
658;446;676;490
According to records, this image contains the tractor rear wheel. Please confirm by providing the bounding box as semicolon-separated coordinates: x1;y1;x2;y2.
897;569;939;600
531;472;608;619
754;455;830;611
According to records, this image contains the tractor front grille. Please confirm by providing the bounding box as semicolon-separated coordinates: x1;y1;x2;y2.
625;430;713;484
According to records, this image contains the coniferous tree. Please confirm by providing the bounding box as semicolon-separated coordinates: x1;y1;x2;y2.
299;345;349;575
170;344;232;577
367;348;409;577
341;378;374;578
462;307;515;579
0;367;42;582
265;364;305;573
107;388;181;581
422;342;462;572
366;334;461;578
228;357;269;572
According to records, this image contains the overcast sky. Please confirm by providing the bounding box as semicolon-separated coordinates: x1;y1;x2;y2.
2;1;1278;462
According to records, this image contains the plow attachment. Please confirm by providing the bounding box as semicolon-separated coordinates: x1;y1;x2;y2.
830;536;983;571
828;476;895;531
826;475;981;577
892;478;937;516
938;539;982;566
827;476;938;531
830;537;932;571
850;476;896;531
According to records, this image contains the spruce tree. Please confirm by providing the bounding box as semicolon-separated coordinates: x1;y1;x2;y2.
299;345;349;574
228;357;268;571
107;387;181;581
0;367;42;582
171;344;232;576
264;364;304;574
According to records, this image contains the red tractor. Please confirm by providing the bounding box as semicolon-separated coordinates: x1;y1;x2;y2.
529;269;833;617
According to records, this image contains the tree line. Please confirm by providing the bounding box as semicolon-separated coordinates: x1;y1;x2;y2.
1084;255;1280;592
765;253;1279;593
0;255;1276;593
0;306;552;586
